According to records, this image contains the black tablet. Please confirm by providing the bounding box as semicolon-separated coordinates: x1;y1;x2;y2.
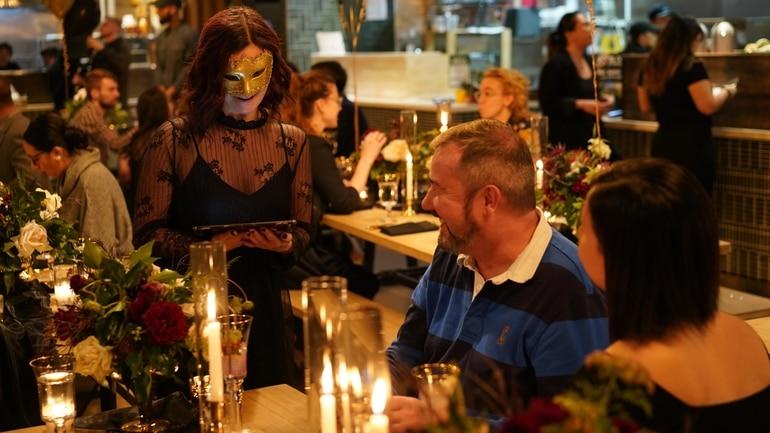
192;219;296;234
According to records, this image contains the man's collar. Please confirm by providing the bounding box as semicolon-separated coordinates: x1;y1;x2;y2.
457;208;553;285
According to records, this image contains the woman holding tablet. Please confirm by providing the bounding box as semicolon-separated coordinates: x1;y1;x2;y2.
133;7;312;389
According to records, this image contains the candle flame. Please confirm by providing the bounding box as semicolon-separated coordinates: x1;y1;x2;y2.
350;366;363;398
371;378;387;414
536;159;543;170
207;290;216;321
321;353;334;394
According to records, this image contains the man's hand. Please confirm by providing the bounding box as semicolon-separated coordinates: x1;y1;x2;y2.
86;36;104;52
386;396;430;433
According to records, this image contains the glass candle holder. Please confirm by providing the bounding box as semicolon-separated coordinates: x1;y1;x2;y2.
337;305;390;433
411;363;465;423
400;110;418;216
302;276;348;433
29;355;76;433
52;264;77;309
190;242;229;433
435;99;452;133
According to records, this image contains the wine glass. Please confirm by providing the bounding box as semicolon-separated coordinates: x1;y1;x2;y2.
220;314;253;433
377;173;400;223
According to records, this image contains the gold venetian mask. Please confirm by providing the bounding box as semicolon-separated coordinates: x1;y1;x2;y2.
223;51;273;98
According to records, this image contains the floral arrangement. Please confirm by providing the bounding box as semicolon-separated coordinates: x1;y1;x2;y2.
370;129;438;182
66;88;131;132
0;180;80;292
539;138;612;233
500;352;654;433
52;241;195;406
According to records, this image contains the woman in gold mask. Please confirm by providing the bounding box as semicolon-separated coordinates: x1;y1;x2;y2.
133;7;311;389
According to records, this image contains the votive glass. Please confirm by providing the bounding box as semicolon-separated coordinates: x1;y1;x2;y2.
30;355;76;433
411;363;465;423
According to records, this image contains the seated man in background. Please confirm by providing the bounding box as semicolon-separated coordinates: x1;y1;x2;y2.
68;69;135;168
385;119;608;433
0;77;49;188
310;61;369;157
0;42;21;70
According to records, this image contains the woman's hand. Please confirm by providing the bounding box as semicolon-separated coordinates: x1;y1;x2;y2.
359;131;388;163
386;396;432;433
576;97;614;115
212;230;246;252
242;228;293;253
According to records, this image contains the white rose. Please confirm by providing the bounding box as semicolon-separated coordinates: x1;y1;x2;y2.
36;188;61;220
73;336;113;385
12;221;53;258
381;139;408;162
587;138;612;160
73;88;87;103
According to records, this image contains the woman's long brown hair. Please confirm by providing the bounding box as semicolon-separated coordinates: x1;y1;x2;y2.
287;70;335;135
182;7;292;136
643;14;704;95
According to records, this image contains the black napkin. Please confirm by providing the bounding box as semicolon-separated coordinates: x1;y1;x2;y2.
380;221;439;236
74;392;197;432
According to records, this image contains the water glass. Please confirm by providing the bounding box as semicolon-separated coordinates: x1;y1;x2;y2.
377;173;399;222
30;355;76;433
411;363;465;422
220;314;253;433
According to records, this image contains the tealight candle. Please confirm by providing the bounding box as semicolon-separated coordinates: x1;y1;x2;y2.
535;159;544;190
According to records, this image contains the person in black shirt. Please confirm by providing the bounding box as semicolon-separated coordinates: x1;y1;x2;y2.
310;61;370;157
637;15;735;194
88;18;131;106
0;42;21;70
539;12;613;150
283;70;387;298
623;21;659;54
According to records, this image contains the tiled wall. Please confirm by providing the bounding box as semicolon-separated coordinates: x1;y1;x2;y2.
285;0;340;72
605;125;770;282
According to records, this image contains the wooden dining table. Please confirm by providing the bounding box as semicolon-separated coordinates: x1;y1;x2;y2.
1;385;309;433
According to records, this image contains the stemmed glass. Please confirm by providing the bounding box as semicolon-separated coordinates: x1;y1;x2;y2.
220;314;253;433
377;173;400;223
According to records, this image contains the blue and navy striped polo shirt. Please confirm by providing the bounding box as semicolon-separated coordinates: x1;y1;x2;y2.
386;227;609;417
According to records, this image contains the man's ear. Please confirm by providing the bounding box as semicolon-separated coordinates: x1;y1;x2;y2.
481;184;502;215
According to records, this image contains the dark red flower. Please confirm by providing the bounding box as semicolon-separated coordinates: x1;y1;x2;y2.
613;417;641;433
69;274;89;294
500;398;569;433
571;180;590;195
142;301;188;345
53;305;89;343
128;281;164;322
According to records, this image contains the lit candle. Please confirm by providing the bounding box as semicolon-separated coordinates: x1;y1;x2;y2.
42;399;75;421
350;366;363;399
364;378;389;433
337;361;352;432
53;280;75;307
206;290;224;402
535;159;544;190
405;151;414;210
439;111;449;133
320;354;337;433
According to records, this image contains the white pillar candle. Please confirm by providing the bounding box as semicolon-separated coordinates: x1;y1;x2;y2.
364;378;389;433
206;290;224;402
320;355;337;433
405;151;414;207
535;159;544;190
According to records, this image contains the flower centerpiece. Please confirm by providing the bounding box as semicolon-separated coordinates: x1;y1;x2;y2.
500;352;655;433
52;241;195;422
371;129;438;182
0;180;80;292
539;138;612;234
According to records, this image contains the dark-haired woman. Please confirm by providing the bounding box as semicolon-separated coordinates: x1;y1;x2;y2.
281;71;386;298
638;14;735;195
133;7;312;389
578;158;770;433
22;113;132;256
119;86;170;214
539;12;614;150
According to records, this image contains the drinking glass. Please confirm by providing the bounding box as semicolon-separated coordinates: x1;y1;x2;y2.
30;355;76;433
220;314;253;433
411;363;465;423
377;173;400;223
